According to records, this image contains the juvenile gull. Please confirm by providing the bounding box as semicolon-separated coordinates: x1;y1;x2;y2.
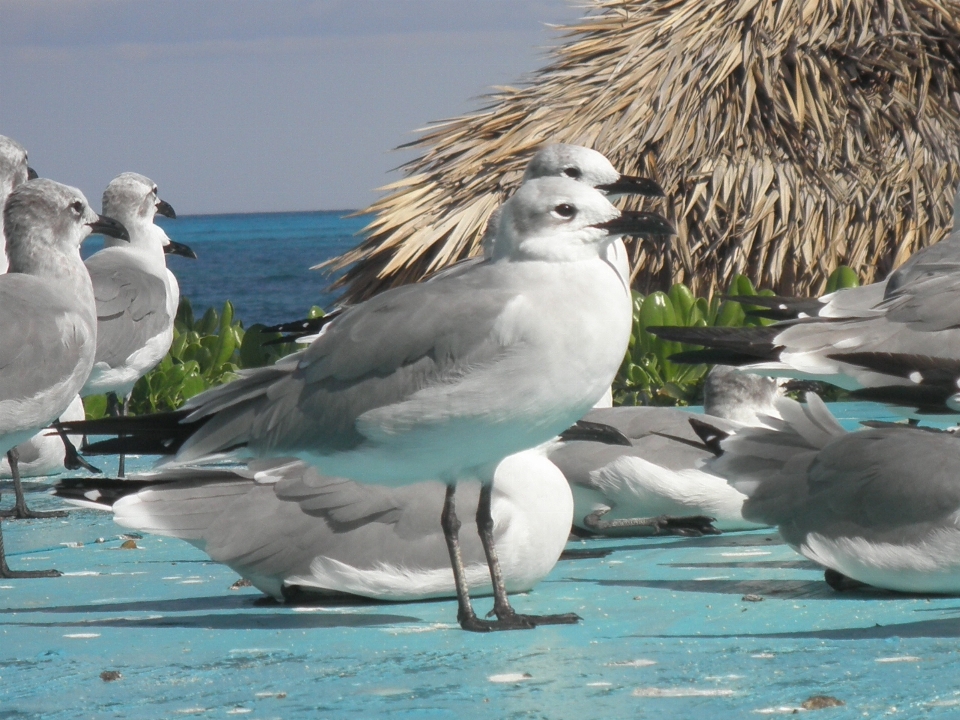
80;173;192;475
702;393;960;594
0;179;128;577
55;446;573;602
549;366;777;535
65;177;674;630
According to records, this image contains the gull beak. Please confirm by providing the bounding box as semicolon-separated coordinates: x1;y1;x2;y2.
163;239;197;259
595;174;665;198
88;214;130;241
27;166;39;180
593;210;675;236
155;199;177;219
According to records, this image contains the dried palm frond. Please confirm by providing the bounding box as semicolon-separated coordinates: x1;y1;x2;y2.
320;0;960;303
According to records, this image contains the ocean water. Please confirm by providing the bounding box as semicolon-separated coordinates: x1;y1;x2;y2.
83;210;367;327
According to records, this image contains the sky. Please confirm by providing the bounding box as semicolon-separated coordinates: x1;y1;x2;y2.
0;0;583;214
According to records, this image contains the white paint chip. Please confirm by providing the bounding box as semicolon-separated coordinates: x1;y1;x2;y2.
632;687;735;697
753;706;804;714
606;659;657;667
63;633;101;639
488;673;532;683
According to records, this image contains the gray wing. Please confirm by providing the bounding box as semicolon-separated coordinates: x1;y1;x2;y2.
179;269;518;459
804;428;960;528
85;249;171;368
550;407;734;488
582;406;741;445
0;275;88;411
112;463;483;589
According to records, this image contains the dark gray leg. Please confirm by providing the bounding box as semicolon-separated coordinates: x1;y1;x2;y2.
440;483;493;632
112;393;128;478
54;419;102;473
475;483;580;628
0;448;67;519
584;507;720;537
0;451;61;578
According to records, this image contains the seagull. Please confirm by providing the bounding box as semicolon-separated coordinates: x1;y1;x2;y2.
63;176;674;630
728;185;960;323
549;366;778;536
701;392;960;594
0;179;128;578
0;135;37;274
652;186;960;393
269;144;664;344
54;445;573;602
79;173;194;476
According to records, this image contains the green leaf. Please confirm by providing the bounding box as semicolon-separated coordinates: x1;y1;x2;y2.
826;265;860;292
83;395;108;420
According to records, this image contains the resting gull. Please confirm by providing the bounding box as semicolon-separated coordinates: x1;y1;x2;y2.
55;445;573;602
701;392;960;594
549;366;778;535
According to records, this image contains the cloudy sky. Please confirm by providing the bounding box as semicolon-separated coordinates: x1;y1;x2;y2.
0;1;582;214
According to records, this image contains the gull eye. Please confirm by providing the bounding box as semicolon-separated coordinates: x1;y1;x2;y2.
69;200;84;215
562;167;582;180
552;203;576;219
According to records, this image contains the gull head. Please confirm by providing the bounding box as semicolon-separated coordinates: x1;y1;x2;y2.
0;135;34;201
102;172;176;246
495;177;673;262
522;144;664;199
4;179;129;270
703;365;783;426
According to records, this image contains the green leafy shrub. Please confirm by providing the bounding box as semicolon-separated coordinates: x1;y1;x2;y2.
614;267;859;407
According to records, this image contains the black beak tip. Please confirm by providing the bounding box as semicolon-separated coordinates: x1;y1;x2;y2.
89;214;130;242
163;240;198;259
597;175;666;198
155;199;177;219
27;166;39;180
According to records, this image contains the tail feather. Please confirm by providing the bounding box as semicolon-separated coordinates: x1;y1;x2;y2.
726;295;825;320
649;325;783;363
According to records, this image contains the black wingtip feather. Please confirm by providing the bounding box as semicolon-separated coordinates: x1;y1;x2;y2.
688;417;729;456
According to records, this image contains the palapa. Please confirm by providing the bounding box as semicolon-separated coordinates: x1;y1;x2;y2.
321;0;960;302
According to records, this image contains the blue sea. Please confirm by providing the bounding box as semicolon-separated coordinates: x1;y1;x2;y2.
83;211;367;327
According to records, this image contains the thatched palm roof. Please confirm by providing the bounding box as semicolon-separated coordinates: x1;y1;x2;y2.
322;0;960;303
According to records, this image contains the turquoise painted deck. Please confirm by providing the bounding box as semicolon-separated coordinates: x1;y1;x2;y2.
3;403;960;718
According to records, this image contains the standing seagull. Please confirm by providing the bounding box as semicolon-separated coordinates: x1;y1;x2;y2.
270;143;664;343
0;179;128;578
80;173;193;476
0;135;37;273
66;177;674;630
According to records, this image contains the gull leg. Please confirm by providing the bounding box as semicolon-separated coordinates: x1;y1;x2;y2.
476;483;580;629
0;448;67;519
0;452;61;578
54;420;102;474
584;507;720;537
114;394;128;478
441;483;496;632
